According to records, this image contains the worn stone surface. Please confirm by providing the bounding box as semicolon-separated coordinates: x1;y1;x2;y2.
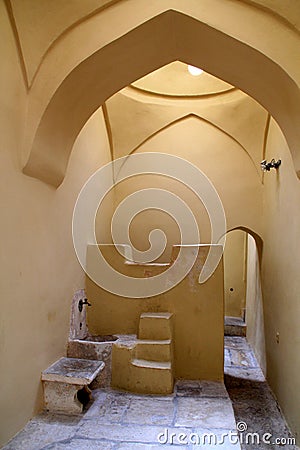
67;340;113;388
42;358;105;414
79;422;179;443
84;391;130;423
123;396;175;425
43;381;85;414
4;383;237;449
46;438;114;450
176;380;203;397
69;289;88;340
227;349;257;368
225;316;246;337
4;337;299;450
225;336;251;351
2;414;80;450
224;336;299;450
42;357;104;385
175;397;236;429
175;379;228;398
200;381;228;398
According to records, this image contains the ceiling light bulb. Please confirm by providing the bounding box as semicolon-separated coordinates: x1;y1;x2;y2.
187;65;203;76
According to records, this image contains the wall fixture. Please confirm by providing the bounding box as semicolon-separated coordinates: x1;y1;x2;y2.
187;65;203;76
260;158;281;172
78;298;91;312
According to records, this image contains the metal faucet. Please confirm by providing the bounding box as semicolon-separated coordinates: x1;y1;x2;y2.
78;298;91;312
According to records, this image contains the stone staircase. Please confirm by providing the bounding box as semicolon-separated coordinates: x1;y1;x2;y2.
111;312;174;394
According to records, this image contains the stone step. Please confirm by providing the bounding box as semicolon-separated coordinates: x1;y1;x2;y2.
130;358;173;394
131;358;171;369
138;312;173;340
135;339;172;362
224;316;246;337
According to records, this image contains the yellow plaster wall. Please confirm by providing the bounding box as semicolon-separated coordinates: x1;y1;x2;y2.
262;119;300;441
9;0;115;83
224;230;247;318
110;116;263;241
87;245;224;380
246;234;266;373
0;5;111;443
89;111;261;381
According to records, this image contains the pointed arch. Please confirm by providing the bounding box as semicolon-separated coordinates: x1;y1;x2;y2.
23;10;300;186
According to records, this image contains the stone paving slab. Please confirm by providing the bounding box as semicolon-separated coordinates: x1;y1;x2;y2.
175;380;228;398
46;438;114;450
77;421;192;444
227;349;258;369
123;396;175;425
175;397;236;429
224;367;265;385
200;381;228;398
84;391;130;423
224;337;251;351
2;414;80;450
176;380;202;397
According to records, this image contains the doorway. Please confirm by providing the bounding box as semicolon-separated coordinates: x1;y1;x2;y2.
224;229;266;373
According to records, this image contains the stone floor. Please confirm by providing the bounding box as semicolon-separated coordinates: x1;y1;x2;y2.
224;337;299;450
2;337;299;450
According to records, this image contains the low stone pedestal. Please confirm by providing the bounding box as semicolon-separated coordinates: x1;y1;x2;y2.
42;357;105;414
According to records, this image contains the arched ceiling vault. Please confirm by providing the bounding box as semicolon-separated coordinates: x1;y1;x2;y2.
115;114;262;180
104;81;268;175
8;0;300;88
13;5;300;186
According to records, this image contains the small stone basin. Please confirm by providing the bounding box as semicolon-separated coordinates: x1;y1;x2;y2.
67;334;135;387
67;335;120;387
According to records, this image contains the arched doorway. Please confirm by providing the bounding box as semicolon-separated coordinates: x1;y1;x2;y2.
224;228;266;373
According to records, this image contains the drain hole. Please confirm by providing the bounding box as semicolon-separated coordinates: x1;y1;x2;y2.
76;386;91;406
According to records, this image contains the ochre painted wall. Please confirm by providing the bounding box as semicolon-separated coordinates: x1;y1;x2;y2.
224;230;247;318
246;234;266;373
87;245;224;380
109;116;263;245
0;4;111;443
262;119;300;441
